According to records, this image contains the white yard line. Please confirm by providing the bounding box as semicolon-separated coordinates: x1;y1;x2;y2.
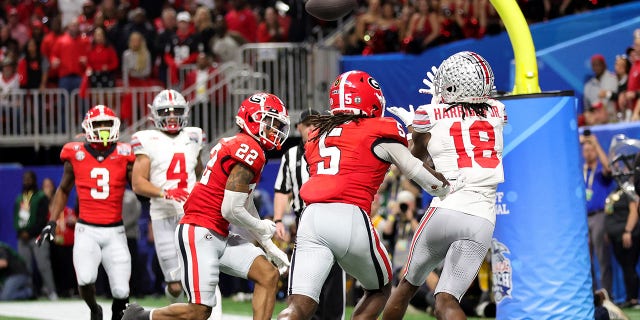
0;300;252;320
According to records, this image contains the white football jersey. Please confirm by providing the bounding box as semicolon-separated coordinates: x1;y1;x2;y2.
413;99;506;224
131;127;205;219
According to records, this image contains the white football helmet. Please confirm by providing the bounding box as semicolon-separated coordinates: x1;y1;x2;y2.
433;51;495;104
149;89;190;133
82;105;121;145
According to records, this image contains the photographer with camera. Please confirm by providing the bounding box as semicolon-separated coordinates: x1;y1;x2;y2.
580;130;615;297
382;190;422;273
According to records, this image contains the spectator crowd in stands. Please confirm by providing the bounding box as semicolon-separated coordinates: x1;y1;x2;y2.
0;0;629;97
581;30;640;126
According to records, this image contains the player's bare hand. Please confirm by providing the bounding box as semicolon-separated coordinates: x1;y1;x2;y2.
274;221;287;241
35;221;57;246
163;188;190;202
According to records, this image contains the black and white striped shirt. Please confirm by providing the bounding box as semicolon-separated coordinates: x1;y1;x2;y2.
274;144;309;215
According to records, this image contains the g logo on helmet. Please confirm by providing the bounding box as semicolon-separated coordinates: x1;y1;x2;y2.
249;93;268;105
367;77;380;90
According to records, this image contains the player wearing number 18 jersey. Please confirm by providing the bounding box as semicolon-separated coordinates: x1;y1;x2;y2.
384;51;506;320
37;105;134;320
130;89;206;303
122;93;291;320
279;70;453;320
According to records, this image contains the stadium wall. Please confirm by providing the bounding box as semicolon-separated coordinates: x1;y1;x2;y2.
342;2;640;114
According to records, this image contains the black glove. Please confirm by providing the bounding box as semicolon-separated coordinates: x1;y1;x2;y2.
35;221;57;246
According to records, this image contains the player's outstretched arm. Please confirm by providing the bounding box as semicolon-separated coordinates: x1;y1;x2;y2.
373;141;450;196
37;161;75;246
222;163;276;240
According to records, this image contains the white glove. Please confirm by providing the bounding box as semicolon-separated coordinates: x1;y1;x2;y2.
261;239;290;275
253;219;276;242
386;104;415;127
418;66;440;104
429;173;467;200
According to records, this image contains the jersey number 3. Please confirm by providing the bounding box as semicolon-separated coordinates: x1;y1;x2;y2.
450;120;499;169
90;168;110;199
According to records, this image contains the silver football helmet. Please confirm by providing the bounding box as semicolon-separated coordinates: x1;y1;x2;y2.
149;89;190;133
433;51;495;104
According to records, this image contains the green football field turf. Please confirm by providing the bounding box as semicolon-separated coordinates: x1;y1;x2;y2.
2;296;640;319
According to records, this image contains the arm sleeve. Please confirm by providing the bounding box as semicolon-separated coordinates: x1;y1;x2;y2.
221;189;262;231
373;141;443;190
412;105;435;133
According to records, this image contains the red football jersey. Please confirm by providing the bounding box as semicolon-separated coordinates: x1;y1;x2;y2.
60;142;135;225
300;117;408;215
181;133;266;237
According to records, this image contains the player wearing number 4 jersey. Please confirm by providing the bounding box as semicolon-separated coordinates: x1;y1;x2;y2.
129;89;219;312
384;51;506;320
123;92;291;320
278;70;458;320
36;105;134;320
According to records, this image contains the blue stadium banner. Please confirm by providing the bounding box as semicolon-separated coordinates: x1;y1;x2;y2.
492;93;593;319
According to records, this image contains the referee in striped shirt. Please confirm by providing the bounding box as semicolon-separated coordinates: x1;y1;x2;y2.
273;109;346;320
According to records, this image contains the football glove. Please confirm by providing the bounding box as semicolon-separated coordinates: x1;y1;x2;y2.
261;239;290;275
163;188;190;202
429;174;467;200
387;105;415;128
418;65;441;104
248;219;277;243
35;221;57;246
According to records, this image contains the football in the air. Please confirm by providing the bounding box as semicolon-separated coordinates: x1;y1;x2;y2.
305;0;357;21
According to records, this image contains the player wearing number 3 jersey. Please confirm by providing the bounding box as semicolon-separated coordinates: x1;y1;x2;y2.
36;105;134;320
279;71;455;320
383;51;506;320
123;92;291;320
130;89;210;307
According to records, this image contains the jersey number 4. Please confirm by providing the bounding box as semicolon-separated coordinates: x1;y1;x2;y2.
168;153;188;188
450;120;499;169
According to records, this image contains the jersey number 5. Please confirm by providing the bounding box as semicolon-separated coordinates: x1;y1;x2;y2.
450;120;499;169
168;153;188;188
318;128;343;175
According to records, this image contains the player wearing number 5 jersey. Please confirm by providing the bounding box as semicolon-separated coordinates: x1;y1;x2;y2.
123;93;291;320
130;89;208;305
384;51;506;320
279;71;454;320
36;105;134;320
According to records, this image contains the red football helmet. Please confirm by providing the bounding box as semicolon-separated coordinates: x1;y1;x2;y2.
81;105;121;145
329;70;386;117
235;93;290;150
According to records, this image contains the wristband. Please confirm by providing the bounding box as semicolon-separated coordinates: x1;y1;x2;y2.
406;133;412;141
274;219;282;224
625;229;632;234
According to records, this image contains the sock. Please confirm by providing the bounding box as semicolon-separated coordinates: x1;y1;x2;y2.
111;297;129;320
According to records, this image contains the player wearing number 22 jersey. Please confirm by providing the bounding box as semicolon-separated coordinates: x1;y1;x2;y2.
122;93;291;320
37;105;134;320
383;51;506;320
280;70;452;320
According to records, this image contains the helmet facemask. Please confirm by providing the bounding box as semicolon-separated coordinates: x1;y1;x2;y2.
151;105;190;133
241;110;290;150
82;117;120;146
